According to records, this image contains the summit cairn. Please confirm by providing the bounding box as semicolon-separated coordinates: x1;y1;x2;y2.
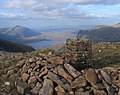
65;38;92;70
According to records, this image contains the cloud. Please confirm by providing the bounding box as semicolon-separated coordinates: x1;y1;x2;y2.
0;12;25;19
55;0;120;5
0;0;120;20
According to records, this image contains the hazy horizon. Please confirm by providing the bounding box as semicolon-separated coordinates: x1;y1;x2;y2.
0;0;120;29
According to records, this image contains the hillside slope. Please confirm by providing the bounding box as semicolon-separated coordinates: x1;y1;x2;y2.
0;38;35;52
77;24;120;42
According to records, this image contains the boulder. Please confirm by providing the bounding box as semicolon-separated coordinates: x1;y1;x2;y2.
102;79;115;95
47;56;63;64
31;82;42;95
71;76;86;88
101;70;112;84
85;68;98;86
39;79;54;95
64;63;81;78
16;80;30;95
57;65;73;83
48;71;71;91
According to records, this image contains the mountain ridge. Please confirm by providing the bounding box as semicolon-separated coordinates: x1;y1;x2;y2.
0;38;35;52
77;23;120;42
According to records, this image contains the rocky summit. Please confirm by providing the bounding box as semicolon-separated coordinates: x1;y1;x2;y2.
0;38;120;95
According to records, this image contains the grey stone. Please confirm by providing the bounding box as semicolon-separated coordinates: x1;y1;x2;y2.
16;80;30;95
102;79;115;95
57;65;73;83
48;71;71;91
64;63;81;78
39;79;54;95
31;82;42;95
101;70;112;84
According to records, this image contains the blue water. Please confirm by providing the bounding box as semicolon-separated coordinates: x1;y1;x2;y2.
26;40;65;49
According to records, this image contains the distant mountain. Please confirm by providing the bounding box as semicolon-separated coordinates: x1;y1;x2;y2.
0;25;39;38
0;38;35;52
77;23;120;42
0;25;45;43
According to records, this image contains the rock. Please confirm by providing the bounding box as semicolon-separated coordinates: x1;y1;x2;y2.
75;90;91;95
36;61;42;65
113;80;120;88
28;68;33;74
28;76;36;84
93;83;105;90
47;63;57;69
30;71;35;76
33;64;39;71
29;63;36;68
4;82;10;86
29;57;36;63
84;86;91;91
75;91;83;95
102;79;115;95
47;56;63;64
48;71;71;91
64;63;81;78
31;82;42;95
39;66;48;78
16;80;30;95
57;65;73;83
52;67;58;74
7;70;14;75
21;64;29;74
85;68;98;86
92;88;107;95
16;60;25;67
39;79;54;95
71;76;86;88
22;73;29;82
101;70;112;84
76;88;84;92
118;89;120;95
55;85;65;93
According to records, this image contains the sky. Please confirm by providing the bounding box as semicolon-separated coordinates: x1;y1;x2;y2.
0;0;120;29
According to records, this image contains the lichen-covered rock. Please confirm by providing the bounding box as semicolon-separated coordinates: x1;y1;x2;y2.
39;79;54;95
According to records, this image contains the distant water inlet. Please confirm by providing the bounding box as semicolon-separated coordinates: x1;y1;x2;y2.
26;39;65;49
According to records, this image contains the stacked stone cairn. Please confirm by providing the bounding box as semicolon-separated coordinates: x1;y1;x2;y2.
65;38;92;70
13;39;120;95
